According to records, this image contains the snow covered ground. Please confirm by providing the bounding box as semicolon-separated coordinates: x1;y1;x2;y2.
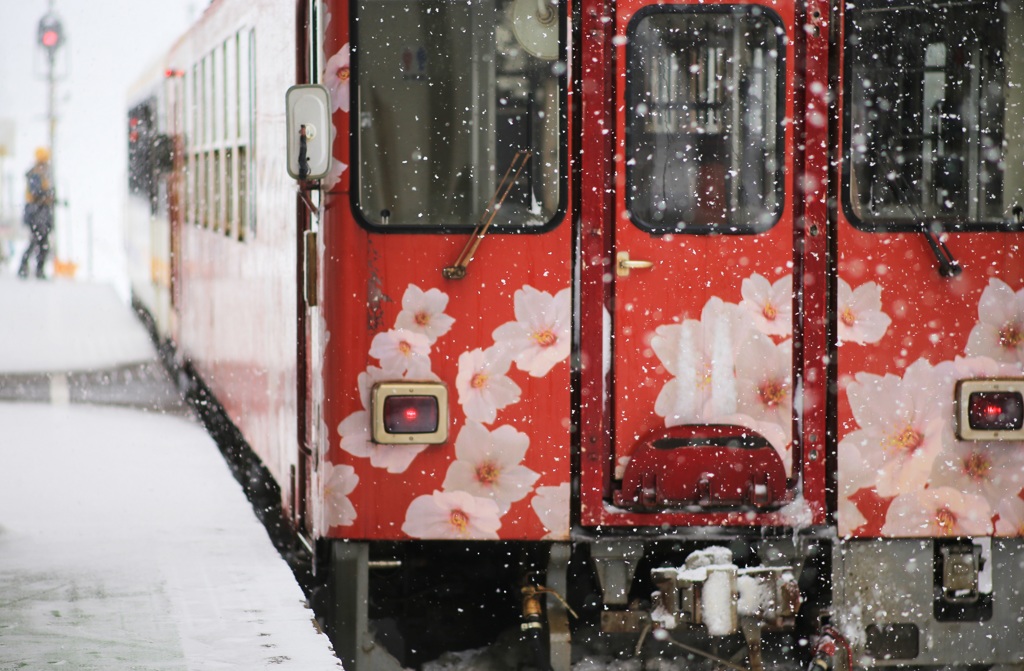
0;278;155;373
0;278;341;669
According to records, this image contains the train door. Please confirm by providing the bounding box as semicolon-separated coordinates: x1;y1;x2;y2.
581;0;826;527
166;70;184;342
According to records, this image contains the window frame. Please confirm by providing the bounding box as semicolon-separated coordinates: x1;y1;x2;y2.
623;3;788;236
348;0;570;235
840;0;1019;234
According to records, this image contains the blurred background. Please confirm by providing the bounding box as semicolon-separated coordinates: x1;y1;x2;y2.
0;0;197;292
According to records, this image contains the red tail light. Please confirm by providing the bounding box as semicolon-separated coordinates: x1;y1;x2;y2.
383;395;439;433
371;382;449;444
967;391;1023;432
956;379;1024;440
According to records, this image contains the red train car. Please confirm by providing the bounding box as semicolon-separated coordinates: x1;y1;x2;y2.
126;0;1024;668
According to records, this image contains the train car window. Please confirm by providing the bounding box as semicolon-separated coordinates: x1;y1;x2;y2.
624;6;785;234
189;64;200;228
352;0;565;231
844;0;1024;231
202;56;212;229
241;29;256;239
224;39;235;238
127;101;156;200
213;46;224;233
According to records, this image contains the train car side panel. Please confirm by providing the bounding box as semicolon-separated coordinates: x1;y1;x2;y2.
313;0;574;542
833;0;1024;541
171;0;300;501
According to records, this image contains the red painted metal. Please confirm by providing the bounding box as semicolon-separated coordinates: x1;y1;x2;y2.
614;425;789;510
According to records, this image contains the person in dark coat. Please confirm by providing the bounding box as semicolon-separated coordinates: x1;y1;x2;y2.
18;147;55;279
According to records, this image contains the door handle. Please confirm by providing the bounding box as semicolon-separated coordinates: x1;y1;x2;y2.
616;251;654;277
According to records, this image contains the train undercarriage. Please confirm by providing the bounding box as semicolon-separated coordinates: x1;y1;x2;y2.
317;534;1024;671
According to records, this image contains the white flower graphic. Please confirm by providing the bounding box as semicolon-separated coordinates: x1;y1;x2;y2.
321;462;359;528
734;333;792;430
837;278;891;345
323;43;351;113
995;497;1024;537
843;359;947;497
442;421;539;513
965;278;1024;364
336;366;435;473
394;284;455;344
492;286;571;377
323;141;348;191
652;320;708;425
402;490;502;539
651;298;746;425
455;347;521;424
837;436;874;536
838;497;867;537
740;273;793;337
369;328;431;377
881;487;993;537
338;410;428;473
531;483;570;540
930;431;1024;508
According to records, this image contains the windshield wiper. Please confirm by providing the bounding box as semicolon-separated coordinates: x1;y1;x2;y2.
923;227;962;277
443;150;531;280
870;151;962;278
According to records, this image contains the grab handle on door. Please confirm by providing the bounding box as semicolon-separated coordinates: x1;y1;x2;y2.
616;251;654;277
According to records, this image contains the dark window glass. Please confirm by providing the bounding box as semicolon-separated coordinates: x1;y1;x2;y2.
354;0;564;230
626;6;784;233
845;0;1022;230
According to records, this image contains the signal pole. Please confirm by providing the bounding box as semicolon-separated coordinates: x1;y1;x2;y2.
38;3;64;168
36;2;68;274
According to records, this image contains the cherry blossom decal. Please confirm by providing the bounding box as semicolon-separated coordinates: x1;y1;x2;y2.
839;278;1024;537
441;421;539;513
965;278;1024;364
455;347;521;424
837;278;891;345
337;365;433;473
320;462;359;529
740;272;793;337
322;40;351;190
531;483;570;540
368;329;432;377
330;282;570;540
334;284;454;482
394;284;456;343
881;488;993;537
402;490;502;539
841;360;947;499
650;276;792;471
493;286;571;377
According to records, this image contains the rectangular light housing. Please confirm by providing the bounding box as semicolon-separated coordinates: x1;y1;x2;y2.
955;378;1024;440
371;382;449;444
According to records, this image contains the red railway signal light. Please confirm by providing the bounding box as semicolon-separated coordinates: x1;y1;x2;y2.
37;14;64;52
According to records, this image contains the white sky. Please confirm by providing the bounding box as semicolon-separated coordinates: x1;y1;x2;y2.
0;0;199;288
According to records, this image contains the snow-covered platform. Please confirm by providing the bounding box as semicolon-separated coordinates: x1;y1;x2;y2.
0;278;342;670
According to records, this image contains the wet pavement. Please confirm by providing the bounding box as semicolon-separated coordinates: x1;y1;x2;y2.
0;278;341;670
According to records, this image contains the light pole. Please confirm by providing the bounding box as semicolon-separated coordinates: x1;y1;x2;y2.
36;3;68;274
37;6;63;167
